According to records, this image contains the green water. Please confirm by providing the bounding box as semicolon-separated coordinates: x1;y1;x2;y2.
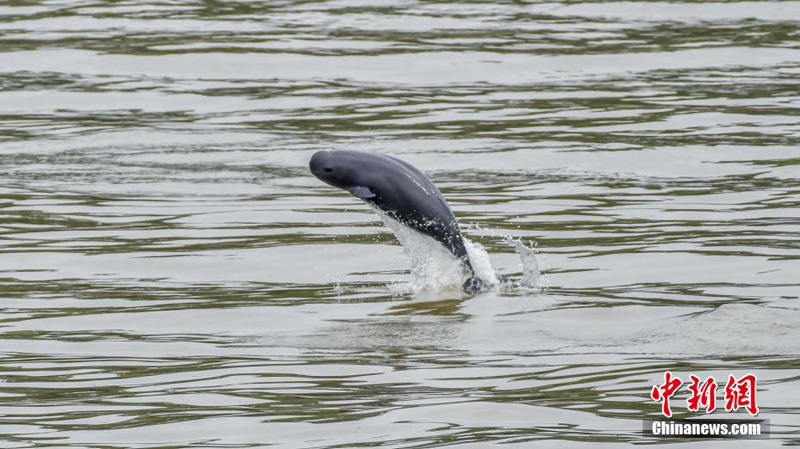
1;1;799;447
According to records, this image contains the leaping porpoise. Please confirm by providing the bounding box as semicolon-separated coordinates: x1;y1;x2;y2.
309;150;485;293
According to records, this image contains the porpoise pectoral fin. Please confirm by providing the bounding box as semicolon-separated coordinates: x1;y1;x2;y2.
348;186;376;199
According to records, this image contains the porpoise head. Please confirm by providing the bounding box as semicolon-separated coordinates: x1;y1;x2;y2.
310;150;377;200
308;151;372;190
309;150;351;189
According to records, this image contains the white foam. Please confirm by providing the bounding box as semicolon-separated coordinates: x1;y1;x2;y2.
501;234;548;293
468;224;548;293
375;209;470;294
371;207;540;295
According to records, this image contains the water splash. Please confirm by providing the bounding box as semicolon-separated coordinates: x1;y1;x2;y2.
375;209;479;294
468;224;547;293
502;234;547;292
372;207;542;295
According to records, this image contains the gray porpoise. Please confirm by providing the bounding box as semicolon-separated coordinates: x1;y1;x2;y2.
309;150;484;292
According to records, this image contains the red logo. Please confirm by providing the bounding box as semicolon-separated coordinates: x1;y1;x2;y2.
650;371;683;418
651;373;758;417
724;374;758;416
686;375;717;413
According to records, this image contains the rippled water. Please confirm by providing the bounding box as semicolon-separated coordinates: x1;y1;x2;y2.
1;1;799;447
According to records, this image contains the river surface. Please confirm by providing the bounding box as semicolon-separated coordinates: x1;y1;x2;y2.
1;1;799;447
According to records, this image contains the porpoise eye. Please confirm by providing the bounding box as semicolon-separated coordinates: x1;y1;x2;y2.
324;167;333;173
